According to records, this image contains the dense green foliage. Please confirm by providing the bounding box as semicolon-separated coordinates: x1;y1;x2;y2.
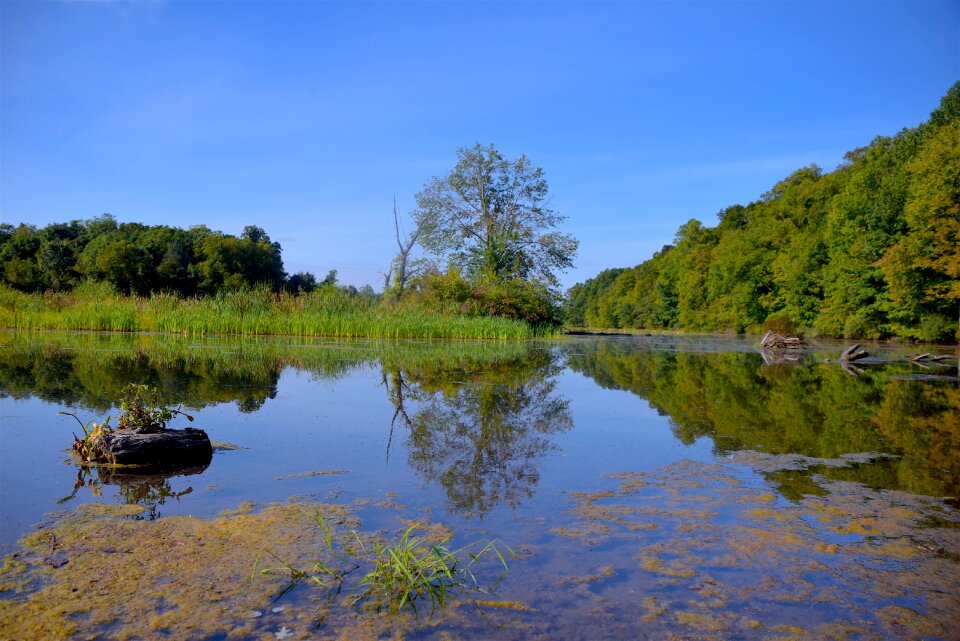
0;216;287;296
413;143;578;288
564;83;960;341
1;147;574;328
399;144;577;326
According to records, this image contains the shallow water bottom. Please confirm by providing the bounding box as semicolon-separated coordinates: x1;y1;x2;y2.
1;332;958;639
2;457;958;641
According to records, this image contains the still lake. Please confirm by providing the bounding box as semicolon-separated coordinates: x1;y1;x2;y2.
0;331;958;640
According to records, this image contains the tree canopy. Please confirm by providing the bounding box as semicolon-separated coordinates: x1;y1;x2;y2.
413;144;578;287
0;217;295;296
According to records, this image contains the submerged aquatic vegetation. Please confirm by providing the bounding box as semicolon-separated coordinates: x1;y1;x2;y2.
254;513;512;617
546;459;960;640
0;500;358;641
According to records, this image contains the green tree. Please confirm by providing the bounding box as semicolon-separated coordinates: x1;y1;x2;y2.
413;143;578;287
78;236;152;294
880;120;960;340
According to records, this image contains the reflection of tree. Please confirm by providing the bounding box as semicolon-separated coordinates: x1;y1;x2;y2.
0;341;283;412
382;369;414;464
392;351;573;516
565;338;960;498
63;465;203;520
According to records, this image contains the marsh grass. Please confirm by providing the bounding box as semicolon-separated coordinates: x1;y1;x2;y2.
253;512;512;617
358;525;510;614
1;284;555;339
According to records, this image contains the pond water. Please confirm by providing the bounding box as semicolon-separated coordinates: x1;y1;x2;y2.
0;331;958;640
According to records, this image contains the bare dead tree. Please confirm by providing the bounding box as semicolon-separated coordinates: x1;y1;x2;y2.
388;195;424;300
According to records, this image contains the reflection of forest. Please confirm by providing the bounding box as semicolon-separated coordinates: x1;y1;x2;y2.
565;339;960;497
383;350;573;516
1;332;572;517
0;332;529;412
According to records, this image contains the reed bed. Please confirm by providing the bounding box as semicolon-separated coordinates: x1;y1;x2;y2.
0;284;555;340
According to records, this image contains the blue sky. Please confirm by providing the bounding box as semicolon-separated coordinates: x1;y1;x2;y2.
1;1;957;290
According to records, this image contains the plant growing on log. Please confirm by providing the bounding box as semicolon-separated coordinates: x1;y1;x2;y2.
59;411;113;463
116;384;193;432
60;384;194;463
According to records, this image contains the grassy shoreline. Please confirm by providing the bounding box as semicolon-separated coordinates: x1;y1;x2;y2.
0;285;555;340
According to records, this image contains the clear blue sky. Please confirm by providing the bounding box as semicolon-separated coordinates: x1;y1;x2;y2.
2;1;957;290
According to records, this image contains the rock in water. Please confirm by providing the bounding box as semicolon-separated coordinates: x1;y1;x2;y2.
96;427;213;469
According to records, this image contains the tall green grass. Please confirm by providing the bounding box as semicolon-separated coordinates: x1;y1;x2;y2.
0;283;556;340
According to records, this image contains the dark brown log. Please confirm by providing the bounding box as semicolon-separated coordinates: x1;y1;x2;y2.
95;427;212;469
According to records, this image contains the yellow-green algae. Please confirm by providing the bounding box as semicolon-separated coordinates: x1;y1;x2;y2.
0;499;535;641
0;500;365;640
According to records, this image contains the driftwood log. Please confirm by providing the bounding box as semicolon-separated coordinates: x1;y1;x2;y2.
840;344;869;363
760;331;806;350
907;353;951;362
95;427;213;469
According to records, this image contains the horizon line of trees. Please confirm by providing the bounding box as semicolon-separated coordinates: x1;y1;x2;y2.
0;215;374;298
564;82;960;342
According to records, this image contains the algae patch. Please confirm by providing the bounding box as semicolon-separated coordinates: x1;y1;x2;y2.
0;500;357;640
275;469;351;480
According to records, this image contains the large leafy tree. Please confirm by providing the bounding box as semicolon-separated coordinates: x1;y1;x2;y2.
413;143;578;287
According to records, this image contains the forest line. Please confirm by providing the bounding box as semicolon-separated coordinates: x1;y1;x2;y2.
563;83;959;342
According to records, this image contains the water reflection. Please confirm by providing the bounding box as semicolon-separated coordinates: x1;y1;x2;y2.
1;333;562;516
564;338;960;497
60;465;204;520
2;332;957;509
384;351;573;516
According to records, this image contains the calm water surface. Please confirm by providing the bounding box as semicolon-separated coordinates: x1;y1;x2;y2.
0;332;958;640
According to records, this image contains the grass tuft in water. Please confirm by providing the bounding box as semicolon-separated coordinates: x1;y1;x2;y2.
253;513;512;616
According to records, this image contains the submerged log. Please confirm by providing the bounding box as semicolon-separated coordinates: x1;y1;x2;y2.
95;427;213;469
760;331;806;350
840;344;869;363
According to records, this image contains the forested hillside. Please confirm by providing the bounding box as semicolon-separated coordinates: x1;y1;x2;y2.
564;83;959;342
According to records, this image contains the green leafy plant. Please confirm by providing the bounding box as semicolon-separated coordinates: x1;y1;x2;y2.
116;383;193;432
253;512;511;617
59;410;113;463
60;384;194;463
